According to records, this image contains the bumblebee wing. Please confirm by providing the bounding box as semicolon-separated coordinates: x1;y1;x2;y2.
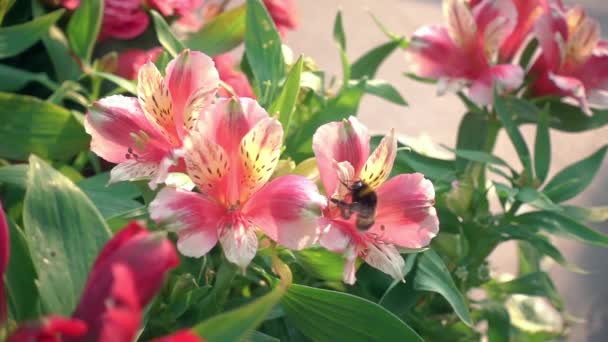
360;129;397;190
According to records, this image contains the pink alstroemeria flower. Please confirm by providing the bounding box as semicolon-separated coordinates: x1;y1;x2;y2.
313;117;439;284
8;222;180;342
0;202;9;326
116;47;164;80
85;50;219;187
263;0;298;36
99;0;150;40
150;97;325;269
530;3;608;113
407;0;524;105
213;54;256;98
147;0;206;31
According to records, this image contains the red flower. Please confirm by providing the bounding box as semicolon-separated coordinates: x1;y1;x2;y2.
0;202;9;326
8;222;180;342
213;54;255;98
116;47;164;80
263;0;298;36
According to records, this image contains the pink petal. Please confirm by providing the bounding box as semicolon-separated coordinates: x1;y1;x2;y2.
469;64;524;105
342;248;357;285
8;316;87;342
566;6;601;65
361;242;405;282
499;0;547;61
150;187;224;258
116;47;163;80
534;5;568;70
214;54;256;98
152;330;204;342
312;116;370;198
360;129;397;190
547;73;591;114
85;95;170;164
99;0;149;40
319;220;352;253
183;132;230;201
109;161;160;184
165;50;219;137
243;175;326;250
472;0;517;56
443;0;477;49
219;220;258;270
0;203;8;326
263;0;298;36
369;173;439;249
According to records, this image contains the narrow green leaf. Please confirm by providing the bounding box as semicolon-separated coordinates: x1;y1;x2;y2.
93;70;137;94
543;145;607;203
495;96;533;182
242;331;280;342
185;5;246;57
195;284;286;342
67;0;102;64
534;106;551;183
333;11;346;51
351;40;401;79
392;142;457;183
245;0;284;106
455;112;489;172
282;284;423;341
0;9;64;59
561;205;608;223
515;187;562;212
23;156;111;315
486;272;562;309
295;247;345;282
0;0;16;24
0;164;27;188
515;210;608;247
151;10;185;57
364;79;407;106
6;218;40;321
269;56;303;140
414;250;473;326
0;92;89;160
481;302;510;342
78;172;143;219
517;99;608;132
444;146;510;168
0;63;57;92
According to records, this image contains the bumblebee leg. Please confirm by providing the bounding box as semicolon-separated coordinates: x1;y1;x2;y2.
330;198;354;219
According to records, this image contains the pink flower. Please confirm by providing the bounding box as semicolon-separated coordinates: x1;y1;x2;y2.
263;0;298;36
116;47;164;80
152;330;205;342
8;222;180;342
213;54;255;98
0;202;9;326
85;50;219;187
406;0;524;105
530;3;608;113
147;0;206;31
60;0;80;10
99;0;150;40
312;117;439;284
150;97;326;269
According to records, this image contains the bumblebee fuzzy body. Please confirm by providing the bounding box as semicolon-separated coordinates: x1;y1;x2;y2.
331;180;378;231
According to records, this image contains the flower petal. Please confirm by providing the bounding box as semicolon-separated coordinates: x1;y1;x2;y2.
362;242;405;282
243;175;326;250
319;220;351;253
0;203;8;326
150;187;224;258
473;0;517;57
165;50;219;137
534;5;568;70
469;64;524;105
219;221;258;270
342;247;358;285
238;118;283;202
548;72;591;114
8;316;87;342
214;54;256;98
152;330;204;342
184;132;230;201
137;61;179;145
566;6;600;64
85;95;169;164
360;129;397;190
499;0;546;61
370;173;439;249
109;160;160;184
312;116;370;197
443;0;477;48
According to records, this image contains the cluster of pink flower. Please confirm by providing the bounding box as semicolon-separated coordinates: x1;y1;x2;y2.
407;0;608;112
84;50;439;284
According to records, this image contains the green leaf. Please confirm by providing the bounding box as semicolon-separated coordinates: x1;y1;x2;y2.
67;0;102;64
245;0;284;106
515;210;608;247
185;5;246;57
282;284;423;341
0;0;16;24
522;99;608;132
269;56;303;140
0;63;57;92
444;146;510;168
23;156;111;315
351;40;401;79
295;247;345;282
333;11;346;51
495;96;533;182
515;187;562;212
414;250;473;326
78;173;143;219
480;302;510;342
534;106;551;183
392;144;457;183
542;145;607;203
0;9;64;59
93;70;137;94
194;284;286;342
364;79;407;106
242;331;280;342
561;205;608;223
486;272;562;309
6;218;40;321
0;92;89;160
0;164;27;188
151;10;185;57
455;112;489;172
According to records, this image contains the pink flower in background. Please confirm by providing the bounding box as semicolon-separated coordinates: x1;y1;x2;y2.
150;97;325;269
99;0;150;40
263;0;298;36
85;50;219;186
9;222;179;342
406;0;524;105
147;0;206;31
116;47;164;80
0;203;9;327
313;117;439;284
213;54;255;98
530;3;608;113
60;0;80;10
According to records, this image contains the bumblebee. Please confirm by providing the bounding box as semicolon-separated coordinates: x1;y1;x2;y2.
330;180;378;231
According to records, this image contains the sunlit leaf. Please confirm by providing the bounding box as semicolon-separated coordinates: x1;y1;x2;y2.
185;5;246;57
67;0;102;64
0;9;64;58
